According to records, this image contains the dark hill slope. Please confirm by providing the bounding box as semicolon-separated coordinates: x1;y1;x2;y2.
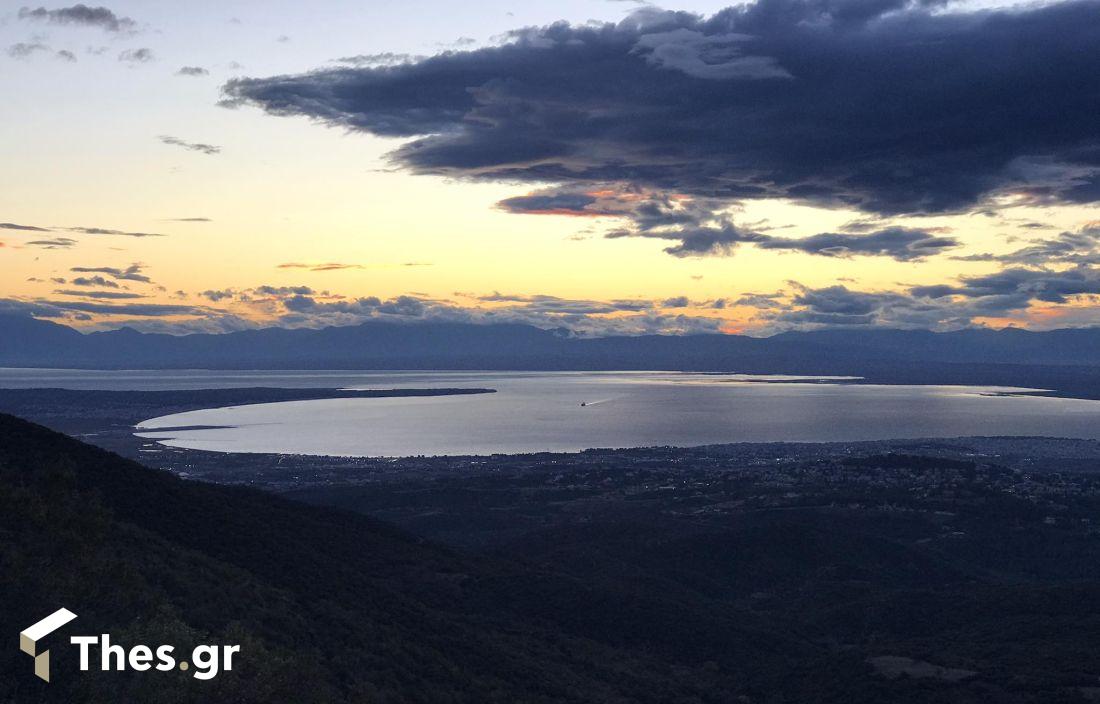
0;412;790;703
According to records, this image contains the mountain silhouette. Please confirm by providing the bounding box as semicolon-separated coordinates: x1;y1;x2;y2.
3;313;1099;372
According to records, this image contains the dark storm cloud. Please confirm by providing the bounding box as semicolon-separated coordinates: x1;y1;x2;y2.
502;188;765;255
70;263;151;282
158;135;220;155
18;4;136;33
757;227;959;260
176;66;209;76
585;191;956;259
222;1;1100;217
1;222;50;231
498;191;599;215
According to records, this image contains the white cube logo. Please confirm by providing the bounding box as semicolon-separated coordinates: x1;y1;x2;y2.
20;608;78;682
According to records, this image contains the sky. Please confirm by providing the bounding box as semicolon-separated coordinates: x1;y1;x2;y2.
2;0;1099;337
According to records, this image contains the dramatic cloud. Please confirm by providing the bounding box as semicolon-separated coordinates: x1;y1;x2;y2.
70;263;152;282
176;66;209;76
741;265;1100;331
742;284;979;330
268;290;725;336
158;285;729;336
158;135;220;155
118;47;154;64
498;191;605;216
55;49;76;62
633;27;792;80
608;221;765;257
69;275;119;288
223;1;1100;218
953;224;1100;267
910;267;1100;306
757;227;959;261
507;187;958;258
17;4;137;33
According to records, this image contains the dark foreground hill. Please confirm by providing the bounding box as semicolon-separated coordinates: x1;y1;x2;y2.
0;413;770;703
6;412;1100;702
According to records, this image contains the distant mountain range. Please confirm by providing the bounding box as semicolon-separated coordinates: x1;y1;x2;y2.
3;313;1100;373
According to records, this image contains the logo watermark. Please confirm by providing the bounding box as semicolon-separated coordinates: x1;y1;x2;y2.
20;609;240;683
20;608;77;682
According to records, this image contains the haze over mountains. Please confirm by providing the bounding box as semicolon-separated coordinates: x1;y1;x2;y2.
3;313;1100;372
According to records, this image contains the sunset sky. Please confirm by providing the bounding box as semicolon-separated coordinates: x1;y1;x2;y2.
2;0;1099;336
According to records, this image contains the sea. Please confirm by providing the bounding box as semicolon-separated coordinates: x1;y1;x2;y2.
2;369;1094;457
